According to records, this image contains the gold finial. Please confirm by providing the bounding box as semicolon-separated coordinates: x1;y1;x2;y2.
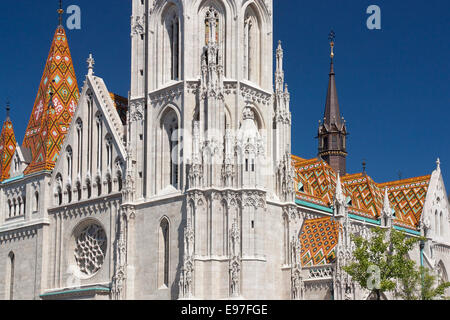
58;0;64;26
328;30;335;59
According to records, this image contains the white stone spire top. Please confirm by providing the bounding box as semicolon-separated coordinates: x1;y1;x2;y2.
87;53;95;76
436;158;441;171
335;171;345;205
383;187;391;214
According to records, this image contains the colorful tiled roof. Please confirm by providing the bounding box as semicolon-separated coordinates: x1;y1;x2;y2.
0;117;17;181
22;26;79;174
300;217;340;266
342;173;383;219
109;93;128;125
292;155;430;230
293;157;338;207
379;176;431;228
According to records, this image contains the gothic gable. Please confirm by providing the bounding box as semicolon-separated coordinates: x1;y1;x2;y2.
51;73;126;206
421;161;449;241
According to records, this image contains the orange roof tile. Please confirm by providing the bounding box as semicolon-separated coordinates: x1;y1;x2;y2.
342;173;383;219
292;155;430;230
293;157;338;207
22;26;79;174
300;217;340;266
379;176;431;228
0;117;17;181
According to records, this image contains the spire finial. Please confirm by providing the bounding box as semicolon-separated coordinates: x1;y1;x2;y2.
328;30;335;60
383;188;391;212
58;0;64;26
335;170;346;207
6;100;10;119
87;53;95;76
437;158;441;170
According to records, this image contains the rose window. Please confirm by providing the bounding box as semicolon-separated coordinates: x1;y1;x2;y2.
74;224;107;276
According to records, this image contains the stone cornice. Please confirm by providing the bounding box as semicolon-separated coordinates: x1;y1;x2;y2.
48;193;121;213
0;218;50;242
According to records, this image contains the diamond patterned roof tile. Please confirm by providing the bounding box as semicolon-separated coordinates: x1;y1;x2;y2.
23;26;79;174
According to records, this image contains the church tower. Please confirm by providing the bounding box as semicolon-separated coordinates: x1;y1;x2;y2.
125;0;295;300
317;31;348;175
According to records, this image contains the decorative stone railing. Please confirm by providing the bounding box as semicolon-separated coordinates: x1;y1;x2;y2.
304;264;334;280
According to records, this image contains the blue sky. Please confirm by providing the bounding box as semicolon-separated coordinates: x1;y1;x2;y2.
0;1;448;188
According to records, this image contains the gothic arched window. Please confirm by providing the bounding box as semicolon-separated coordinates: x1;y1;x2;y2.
107;174;112;194
87;93;93;173
57;187;63;206
159;218;170;287
162;7;180;83
76;119;83;177
77;182;82;201
157;108;180;192
117;173;123;192
13;154;19;172
435;210;439;236
56;174;63;205
34;191;39;212
106;135;113;173
96;177;102;197
87;180;92;199
67;146;73;181
244;5;261;84
96;114;103;173
8;252;15;300
67;186;72;204
8;200;12;218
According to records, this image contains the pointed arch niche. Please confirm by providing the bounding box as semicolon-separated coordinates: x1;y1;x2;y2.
243;4;262;85
161;4;181;84
155;105;181;194
197;1;227;75
158;217;170;288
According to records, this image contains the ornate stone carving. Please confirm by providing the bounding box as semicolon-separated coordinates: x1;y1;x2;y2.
180;220;195;299
131;15;145;36
187;191;206;208
112;210;128;300
149;85;183;105
240;83;272;106
291;266;305;300
242;191;266;208
229;219;241;297
277;152;296;203
230;257;241;297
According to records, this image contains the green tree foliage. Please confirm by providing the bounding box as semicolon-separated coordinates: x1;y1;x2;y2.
343;228;421;300
397;266;450;300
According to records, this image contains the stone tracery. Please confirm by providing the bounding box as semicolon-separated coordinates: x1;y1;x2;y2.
74;224;107;276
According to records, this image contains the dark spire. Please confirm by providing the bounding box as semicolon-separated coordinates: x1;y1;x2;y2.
58;0;64;26
317;31;348;175
323;30;341;127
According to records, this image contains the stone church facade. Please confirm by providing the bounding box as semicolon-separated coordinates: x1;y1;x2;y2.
0;0;449;300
